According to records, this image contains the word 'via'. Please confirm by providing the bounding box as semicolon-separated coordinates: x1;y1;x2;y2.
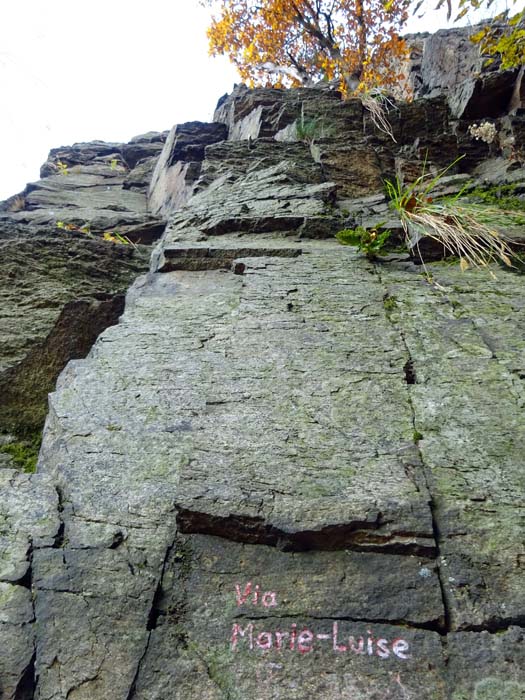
235;581;277;608
231;622;410;659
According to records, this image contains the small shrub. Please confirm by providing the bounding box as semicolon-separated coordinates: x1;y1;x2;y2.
336;225;392;259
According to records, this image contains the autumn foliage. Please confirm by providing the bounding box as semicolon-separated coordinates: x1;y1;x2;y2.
203;0;410;95
431;0;525;70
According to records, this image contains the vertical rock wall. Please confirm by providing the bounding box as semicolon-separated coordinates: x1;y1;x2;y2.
0;33;524;699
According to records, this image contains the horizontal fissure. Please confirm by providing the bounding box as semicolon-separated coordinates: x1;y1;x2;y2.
176;507;436;556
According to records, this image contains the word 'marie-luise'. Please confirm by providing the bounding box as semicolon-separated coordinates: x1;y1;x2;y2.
231;582;411;659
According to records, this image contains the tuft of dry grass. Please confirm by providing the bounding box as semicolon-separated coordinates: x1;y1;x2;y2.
385;156;522;275
404;203;516;273
360;90;397;142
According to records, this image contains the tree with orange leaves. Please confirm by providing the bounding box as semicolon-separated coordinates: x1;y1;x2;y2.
202;0;410;96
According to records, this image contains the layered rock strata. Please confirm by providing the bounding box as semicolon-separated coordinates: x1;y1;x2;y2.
0;60;524;700
0;135;168;454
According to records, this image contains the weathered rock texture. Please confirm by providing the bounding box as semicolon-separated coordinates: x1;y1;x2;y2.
406;23;525;118
0;135;167;460
0;24;524;700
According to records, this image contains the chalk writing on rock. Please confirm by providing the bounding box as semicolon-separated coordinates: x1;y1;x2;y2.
235;581;277;608
230;583;411;659
231;622;410;658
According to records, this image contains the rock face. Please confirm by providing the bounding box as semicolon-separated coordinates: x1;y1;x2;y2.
148;122;228;218
408;24;524;118
0;26;524;700
0;135;167;462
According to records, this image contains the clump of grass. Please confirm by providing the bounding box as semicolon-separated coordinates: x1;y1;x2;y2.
385;156;521;275
295;103;331;144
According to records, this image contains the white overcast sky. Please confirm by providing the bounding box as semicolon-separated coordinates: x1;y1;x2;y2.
0;0;521;200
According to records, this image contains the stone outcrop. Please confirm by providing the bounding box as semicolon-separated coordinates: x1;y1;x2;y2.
148;122;228;218
0;24;524;700
0;135;168;464
408;24;525;118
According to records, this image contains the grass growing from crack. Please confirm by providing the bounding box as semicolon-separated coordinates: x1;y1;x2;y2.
384;156;522;275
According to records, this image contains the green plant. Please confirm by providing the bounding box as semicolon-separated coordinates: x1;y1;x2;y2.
468;183;525;216
336;224;392;259
56;160;69;176
0;435;41;473
103;230;136;247
295;103;329;144
56;221;135;247
384;157;520;274
383;294;398;314
56;220;91;234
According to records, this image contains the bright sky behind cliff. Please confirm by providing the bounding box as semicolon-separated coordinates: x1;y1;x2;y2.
0;0;522;199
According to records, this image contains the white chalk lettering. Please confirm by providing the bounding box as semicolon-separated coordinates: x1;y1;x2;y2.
392;639;411;659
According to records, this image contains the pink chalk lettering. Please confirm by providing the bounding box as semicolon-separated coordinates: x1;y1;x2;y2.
332;622;347;652
231;623;254;650
392;639;410;659
256;632;273;650
274;631;289;650
229;619;411;660
297;630;314;654
235;582;253;606
234;582;278;607
349;636;365;655
262;591;277;607
290;623;297;651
